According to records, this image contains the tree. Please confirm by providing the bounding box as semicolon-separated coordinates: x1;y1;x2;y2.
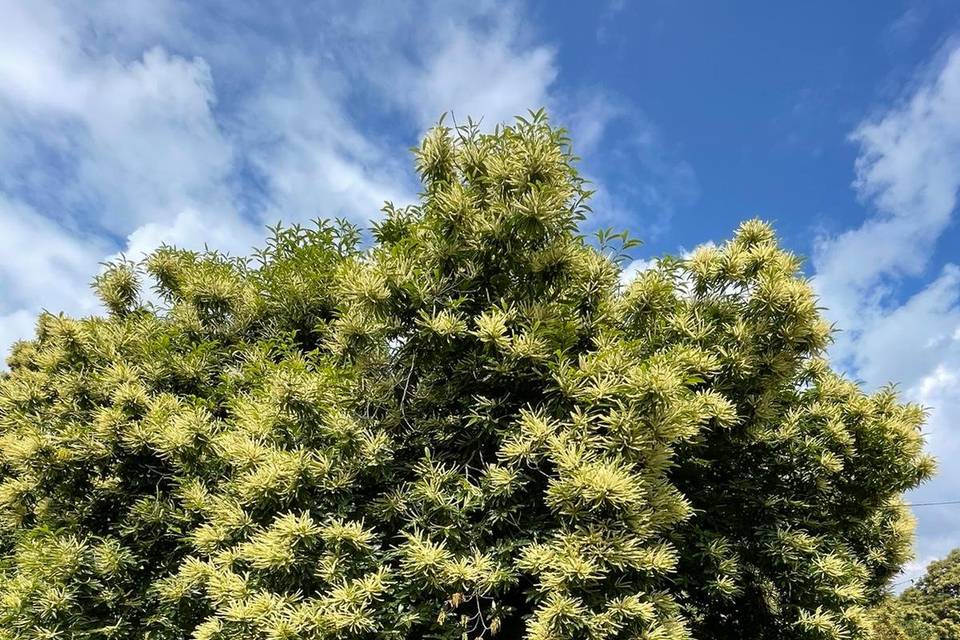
902;549;960;638
868;597;935;640
872;549;960;639
0;111;934;639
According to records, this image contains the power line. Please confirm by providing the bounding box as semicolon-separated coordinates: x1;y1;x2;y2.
905;500;960;507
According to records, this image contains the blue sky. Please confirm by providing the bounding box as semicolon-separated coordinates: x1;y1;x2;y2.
1;0;960;588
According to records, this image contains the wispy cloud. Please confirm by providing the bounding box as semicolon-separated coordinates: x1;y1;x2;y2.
883;4;929;50
377;3;558;131
563;93;699;237
236;54;417;225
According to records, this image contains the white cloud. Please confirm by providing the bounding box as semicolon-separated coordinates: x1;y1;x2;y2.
814;46;960;365
883;5;928;50
619;241;715;288
852;48;960;226
0;197;105;312
237;56;417;225
313;1;558;132
898;361;960;590
812;43;960;584
619;257;658;286
561;92;629;156
72;48;234;229
851;265;960;386
0;310;40;361
0;196;105;349
397;13;558;130
0;2;235;233
119;208;264;261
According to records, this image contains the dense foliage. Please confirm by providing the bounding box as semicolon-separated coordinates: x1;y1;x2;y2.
873;549;960;639
0;112;934;639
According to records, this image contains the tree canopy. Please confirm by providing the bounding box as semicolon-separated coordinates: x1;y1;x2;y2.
0;112;934;639
873;548;960;639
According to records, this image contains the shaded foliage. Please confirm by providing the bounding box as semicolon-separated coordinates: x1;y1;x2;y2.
873;549;960;639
